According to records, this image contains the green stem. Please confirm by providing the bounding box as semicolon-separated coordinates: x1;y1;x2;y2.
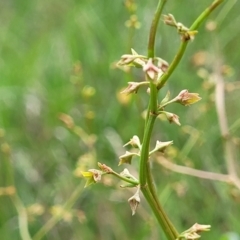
140;1;179;239
111;171;139;185
157;0;224;89
2;148;32;240
140;114;156;187
140;84;178;239
146;163;179;238
148;0;167;58
140;0;224;239
141;187;177;240
11;193;33;240
190;0;224;31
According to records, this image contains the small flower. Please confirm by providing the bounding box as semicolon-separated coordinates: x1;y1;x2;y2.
81;169;103;188
128;187;140;215
190;223;211;233
123;135;141;149
149;140;173;155
98;162;113;173
163;14;177;27
120;168;132;178
176;90;201;106
120;82;142;95
117;49;146;67
177;223;211;240
118;54;140;65
161;111;181;126
179;29;198;41
118;151;140;165
119;168;138;184
156;57;169;72
163;14;198;41
143;58;163;80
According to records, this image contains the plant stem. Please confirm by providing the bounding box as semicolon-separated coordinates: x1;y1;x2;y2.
141;187;177;240
111;171;139;185
140;114;156;187
140;1;179;239
148;0;167;58
157;0;224;89
11;193;33;240
140;0;224;239
2;148;32;240
190;0;224;31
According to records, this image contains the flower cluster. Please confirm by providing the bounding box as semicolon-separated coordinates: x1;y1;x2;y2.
163;14;198;41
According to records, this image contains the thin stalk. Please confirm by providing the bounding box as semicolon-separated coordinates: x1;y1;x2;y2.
145;163;179;237
140;81;178;239
148;0;167;58
141;187;177;240
139;114;156;187
111;171;139;185
140;0;224;239
157;0;224;89
11;194;32;240
2;149;32;240
140;1;179;239
190;0;224;31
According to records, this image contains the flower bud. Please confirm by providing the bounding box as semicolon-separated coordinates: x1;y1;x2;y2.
123;135;141;149
118;151;139;165
128;187;140;215
163;14;198;41
120;168;138;181
175;90;201;106
117;49;146;68
121;82;141;95
150;140;173;155
161;111;181;126
143;58;163;80
156;57;169;72
81;169;103;188
163;14;177;27
97;162;113;173
177;223;211;240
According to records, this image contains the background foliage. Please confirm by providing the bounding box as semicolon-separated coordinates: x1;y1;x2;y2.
0;0;240;239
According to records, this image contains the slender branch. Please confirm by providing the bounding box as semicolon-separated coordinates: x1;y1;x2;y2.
141;187;178;240
10;193;33;240
111;171;139;185
140;1;224;239
140;1;180;238
213;59;240;189
1;146;32;240
148;0;167;58
190;0;224;31
157;156;240;190
157;0;225;89
157;156;231;183
140;114;156;187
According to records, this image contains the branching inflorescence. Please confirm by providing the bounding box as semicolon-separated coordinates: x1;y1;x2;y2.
82;1;225;239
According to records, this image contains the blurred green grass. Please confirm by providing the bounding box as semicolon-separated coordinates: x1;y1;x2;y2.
0;0;240;239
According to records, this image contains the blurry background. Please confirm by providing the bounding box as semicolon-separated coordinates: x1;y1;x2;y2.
0;0;240;239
